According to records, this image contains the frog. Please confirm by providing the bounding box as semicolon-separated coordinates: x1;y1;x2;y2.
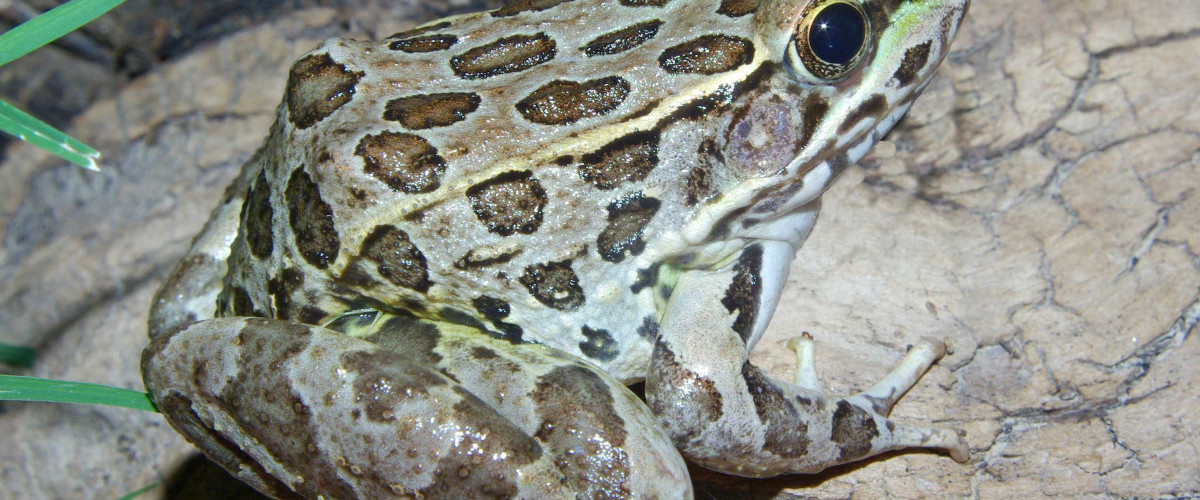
141;0;970;498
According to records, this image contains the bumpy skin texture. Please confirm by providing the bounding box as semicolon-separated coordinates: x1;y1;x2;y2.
144;0;970;498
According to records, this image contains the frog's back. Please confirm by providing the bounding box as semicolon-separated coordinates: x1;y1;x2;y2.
217;0;788;379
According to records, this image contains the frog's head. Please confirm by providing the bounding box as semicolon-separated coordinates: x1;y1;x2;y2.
690;0;968;243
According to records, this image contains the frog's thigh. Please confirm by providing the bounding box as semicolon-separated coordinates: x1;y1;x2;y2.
356;314;692;499
143;316;691;500
646;241;967;478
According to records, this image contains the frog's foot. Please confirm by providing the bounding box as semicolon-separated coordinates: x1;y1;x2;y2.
647;242;967;478
786;334;969;463
143;316;691;499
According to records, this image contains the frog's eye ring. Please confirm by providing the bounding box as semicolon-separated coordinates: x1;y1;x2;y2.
790;1;869;80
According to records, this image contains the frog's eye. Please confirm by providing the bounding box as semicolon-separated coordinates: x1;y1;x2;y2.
789;1;869;81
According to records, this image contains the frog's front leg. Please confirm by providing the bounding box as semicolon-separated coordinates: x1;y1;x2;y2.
143;315;691;499
646;240;968;477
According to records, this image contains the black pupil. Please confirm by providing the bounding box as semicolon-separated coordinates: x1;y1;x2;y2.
808;3;866;65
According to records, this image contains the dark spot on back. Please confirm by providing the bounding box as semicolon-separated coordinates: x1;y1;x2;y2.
659;35;755;75
581;20;664;57
579;326;619;362
388;34;458;53
355;131;447;193
637;315;659;339
516;77;631;125
285;168;340;269
597;192;661;262
285;53;363;129
466;170;548;236
357;225;431;292
454;245;523;270
519;259;584;311
579;130;659;190
451;33;557;79
619;0;669;6
243;169;274;259
384;93;481;129
717;0;758;17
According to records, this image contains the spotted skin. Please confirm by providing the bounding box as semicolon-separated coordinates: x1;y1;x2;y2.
145;0;970;497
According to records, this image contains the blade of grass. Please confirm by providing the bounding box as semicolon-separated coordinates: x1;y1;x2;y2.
0;0;126;68
117;483;159;500
0;99;101;170
0;343;37;367
0;374;157;412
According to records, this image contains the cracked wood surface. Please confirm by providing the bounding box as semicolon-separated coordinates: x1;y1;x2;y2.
1;1;1197;498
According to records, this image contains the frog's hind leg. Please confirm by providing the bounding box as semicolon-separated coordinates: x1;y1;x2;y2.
646;240;968;478
788;333;970;463
143;313;692;499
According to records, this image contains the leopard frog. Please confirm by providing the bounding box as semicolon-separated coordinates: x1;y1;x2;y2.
142;0;970;498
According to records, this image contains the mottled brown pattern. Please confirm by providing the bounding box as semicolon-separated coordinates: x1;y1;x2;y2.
830;400;880;462
717;0;758;17
384;92;481;129
355;131;447;193
357;225;431;292
285;53;363;129
837;94;887;134
579;326;619;361
466;170;548;236
519;259;584;311
659;35;754;75
388;34;459;53
742;364;811;458
243;169;274;259
648;341;724;438
578;131;659;190
893;41;932;86
492;0;574;17
581;20;663;57
531;364;630;497
285;168;340;269
223;319;358;499
597;193;661;263
720;244;763;343
450;33;557;79
515;77;631;125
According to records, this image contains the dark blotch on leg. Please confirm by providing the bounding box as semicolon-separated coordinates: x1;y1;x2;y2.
531;364;630;498
742;364;810;458
720;244;763;343
830;400;880;462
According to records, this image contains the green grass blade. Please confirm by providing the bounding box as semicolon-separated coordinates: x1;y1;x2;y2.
0;374;157;412
0;343;37;367
116;483;159;500
0;99;101;170
0;0;126;68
